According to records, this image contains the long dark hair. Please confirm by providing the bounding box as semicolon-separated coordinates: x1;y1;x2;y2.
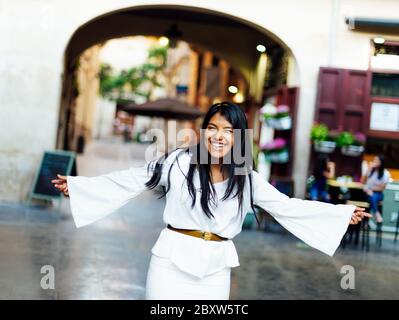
369;154;385;180
145;101;257;221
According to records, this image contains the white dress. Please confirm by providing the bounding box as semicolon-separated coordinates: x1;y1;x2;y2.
67;149;355;300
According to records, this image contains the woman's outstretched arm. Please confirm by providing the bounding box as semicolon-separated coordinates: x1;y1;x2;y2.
251;171;371;256
50;149;185;228
51;164;153;228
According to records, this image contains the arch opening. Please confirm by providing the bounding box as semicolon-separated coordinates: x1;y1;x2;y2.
57;4;301;172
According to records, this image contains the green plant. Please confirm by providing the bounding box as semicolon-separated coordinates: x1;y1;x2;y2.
98;44;168;101
336;131;355;147
311;123;329;142
274;105;290;119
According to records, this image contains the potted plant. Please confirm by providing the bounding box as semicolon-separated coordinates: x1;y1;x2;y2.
311;123;336;153
260;138;289;163
260;103;276;122
339;132;366;157
271;105;292;130
260;104;292;130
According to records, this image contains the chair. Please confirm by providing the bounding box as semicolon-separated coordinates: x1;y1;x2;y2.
375;201;384;248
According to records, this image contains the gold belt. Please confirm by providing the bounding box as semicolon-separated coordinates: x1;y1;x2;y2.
167;224;228;242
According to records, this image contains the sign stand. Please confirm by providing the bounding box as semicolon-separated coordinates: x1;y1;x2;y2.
27;150;77;209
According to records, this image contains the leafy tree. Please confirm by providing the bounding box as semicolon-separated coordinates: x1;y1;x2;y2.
98;44;168;102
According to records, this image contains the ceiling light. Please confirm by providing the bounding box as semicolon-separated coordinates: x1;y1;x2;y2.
158;37;169;46
373;37;385;44
228;86;238;94
233;92;244;103
256;44;266;53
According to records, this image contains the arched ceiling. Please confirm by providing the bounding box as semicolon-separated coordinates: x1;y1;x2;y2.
65;6;286;82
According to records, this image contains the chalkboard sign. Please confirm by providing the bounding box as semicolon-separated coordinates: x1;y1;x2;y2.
30;150;76;201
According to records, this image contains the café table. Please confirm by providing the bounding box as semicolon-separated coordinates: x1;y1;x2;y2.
327;179;366;204
327;179;364;190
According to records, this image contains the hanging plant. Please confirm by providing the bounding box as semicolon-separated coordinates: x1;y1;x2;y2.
336;131;355;147
340;132;366;157
311;123;336;153
311;123;329;142
275;105;290;119
260;103;277;120
260;104;292;130
260;138;289;163
353;132;366;146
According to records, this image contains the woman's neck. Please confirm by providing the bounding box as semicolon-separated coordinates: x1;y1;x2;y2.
210;164;226;183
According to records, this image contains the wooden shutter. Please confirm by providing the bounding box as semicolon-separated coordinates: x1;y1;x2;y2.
316;67;371;134
313;67;371;178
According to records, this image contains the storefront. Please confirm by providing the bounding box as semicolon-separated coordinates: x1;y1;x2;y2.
309;38;399;231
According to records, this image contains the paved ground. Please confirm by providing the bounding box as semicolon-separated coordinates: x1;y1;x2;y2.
0;138;398;299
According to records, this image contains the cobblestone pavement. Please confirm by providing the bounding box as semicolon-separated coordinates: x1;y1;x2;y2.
0;138;398;299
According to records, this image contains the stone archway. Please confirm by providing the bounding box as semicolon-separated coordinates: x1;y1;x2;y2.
57;3;302;190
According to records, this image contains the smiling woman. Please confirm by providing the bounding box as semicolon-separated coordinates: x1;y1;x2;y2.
51;101;369;300
205;113;234;160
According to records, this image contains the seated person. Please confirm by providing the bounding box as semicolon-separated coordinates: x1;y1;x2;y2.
310;154;335;202
361;154;391;223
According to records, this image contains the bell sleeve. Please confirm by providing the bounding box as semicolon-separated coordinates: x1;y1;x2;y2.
67;163;154;228
252;170;355;256
66;149;184;229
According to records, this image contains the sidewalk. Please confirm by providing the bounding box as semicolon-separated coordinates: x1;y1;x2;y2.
0;137;399;299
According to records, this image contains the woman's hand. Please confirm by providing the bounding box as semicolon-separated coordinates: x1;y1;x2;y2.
349;207;372;225
51;174;69;196
369;161;378;169
365;189;373;196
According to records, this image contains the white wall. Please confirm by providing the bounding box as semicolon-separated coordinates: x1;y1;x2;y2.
1;0;399;201
92;99;117;140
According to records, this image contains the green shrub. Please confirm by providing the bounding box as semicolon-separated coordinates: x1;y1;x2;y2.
311;123;329;142
336;131;355;147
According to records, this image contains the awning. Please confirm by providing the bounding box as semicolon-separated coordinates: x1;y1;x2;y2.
345;17;399;34
118;98;204;120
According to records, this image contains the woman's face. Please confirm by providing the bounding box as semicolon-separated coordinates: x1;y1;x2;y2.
372;156;381;168
204;112;234;160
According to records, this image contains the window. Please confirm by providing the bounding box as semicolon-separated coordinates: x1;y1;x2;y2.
372;73;399;98
371;41;399;71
